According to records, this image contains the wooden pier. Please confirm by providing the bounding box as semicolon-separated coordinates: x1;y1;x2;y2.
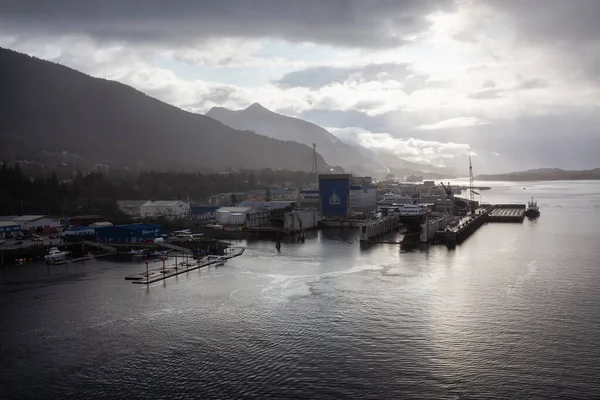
126;247;245;284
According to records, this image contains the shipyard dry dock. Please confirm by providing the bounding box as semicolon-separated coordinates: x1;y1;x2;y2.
360;204;528;245
438;204;526;246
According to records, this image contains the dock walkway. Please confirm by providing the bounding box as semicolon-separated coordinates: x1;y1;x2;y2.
83;241;117;253
127;247;245;284
158;242;193;254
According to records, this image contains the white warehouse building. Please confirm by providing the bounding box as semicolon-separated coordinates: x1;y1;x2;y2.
11;215;61;233
140;200;191;220
215;207;264;227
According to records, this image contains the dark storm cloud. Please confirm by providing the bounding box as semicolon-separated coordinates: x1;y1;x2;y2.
484;0;600;81
486;0;600;44
275;63;413;88
0;0;453;48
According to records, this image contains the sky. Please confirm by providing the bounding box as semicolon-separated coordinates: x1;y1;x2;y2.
1;0;599;173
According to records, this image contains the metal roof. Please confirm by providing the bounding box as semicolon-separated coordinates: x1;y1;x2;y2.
65;226;95;232
116;223;163;230
141;200;188;207
69;215;104;221
0;221;19;227
89;222;113;227
216;207;255;213
11;215;52;222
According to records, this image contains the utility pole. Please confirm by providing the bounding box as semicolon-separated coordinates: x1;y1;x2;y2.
312;143;318;184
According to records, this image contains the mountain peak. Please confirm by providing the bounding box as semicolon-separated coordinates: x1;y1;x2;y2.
245;102;270;112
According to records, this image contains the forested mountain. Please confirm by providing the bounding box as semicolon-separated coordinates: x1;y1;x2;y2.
0;47;327;171
476;168;600;181
207;103;389;175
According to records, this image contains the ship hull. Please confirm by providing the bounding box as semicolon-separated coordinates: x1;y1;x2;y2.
525;209;540;218
399;215;429;231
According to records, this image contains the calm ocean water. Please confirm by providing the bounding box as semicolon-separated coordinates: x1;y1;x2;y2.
1;180;600;399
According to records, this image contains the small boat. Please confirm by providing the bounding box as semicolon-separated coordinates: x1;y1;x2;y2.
128;249;146;257
151;250;170;257
525;198;540;218
45;247;70;264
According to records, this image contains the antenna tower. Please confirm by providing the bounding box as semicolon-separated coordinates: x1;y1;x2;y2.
469;156;475;213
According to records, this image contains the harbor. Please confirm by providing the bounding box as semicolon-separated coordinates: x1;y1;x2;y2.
2;179;598;400
1;160;541;266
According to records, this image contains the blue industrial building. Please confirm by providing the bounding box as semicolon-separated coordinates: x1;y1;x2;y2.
0;221;20;238
190;205;220;221
64;226;96;240
319;174;351;218
95;223;163;243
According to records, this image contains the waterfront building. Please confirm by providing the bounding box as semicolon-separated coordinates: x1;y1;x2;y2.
11;215;61;233
0;221;20;238
190;205;220;221
318;174;377;217
140;200;190;219
95;224;163;243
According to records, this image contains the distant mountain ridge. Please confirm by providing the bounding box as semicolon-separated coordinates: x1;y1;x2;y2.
476;168;600;181
207;103;456;178
207;103;391;175
0;47;327;172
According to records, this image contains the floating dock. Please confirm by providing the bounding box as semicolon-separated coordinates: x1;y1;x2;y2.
437;204;526;246
126;247;245;284
362;203;529;247
487;204;526;222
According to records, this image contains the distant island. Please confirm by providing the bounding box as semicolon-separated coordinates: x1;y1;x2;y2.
476;168;600;182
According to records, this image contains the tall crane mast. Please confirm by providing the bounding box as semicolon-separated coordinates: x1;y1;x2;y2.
469;156;479;213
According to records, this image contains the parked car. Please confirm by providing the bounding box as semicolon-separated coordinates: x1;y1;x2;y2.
32;237;43;242
49;235;56;239
14;241;23;245
0;239;5;245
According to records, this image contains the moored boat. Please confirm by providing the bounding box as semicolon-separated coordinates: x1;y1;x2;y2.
525;198;540;218
45;247;70;264
398;202;431;231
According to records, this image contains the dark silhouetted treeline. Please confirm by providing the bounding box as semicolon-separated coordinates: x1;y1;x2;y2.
0;163;315;221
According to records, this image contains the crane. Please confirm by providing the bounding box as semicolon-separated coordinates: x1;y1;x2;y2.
440;182;453;198
439;181;455;215
469;156;479;214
